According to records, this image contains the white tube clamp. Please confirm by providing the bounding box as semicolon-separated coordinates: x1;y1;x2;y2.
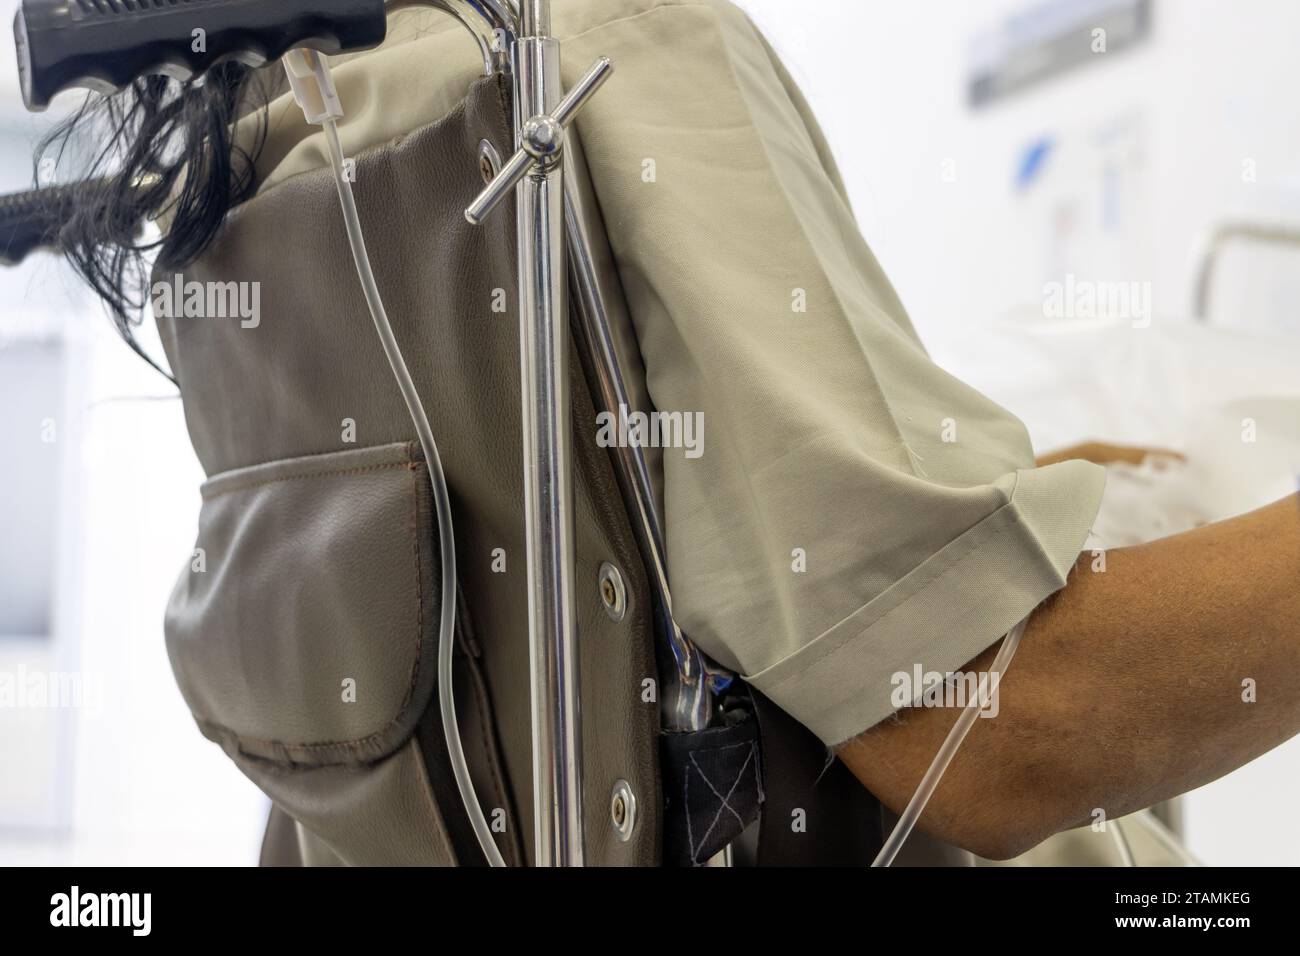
283;48;343;125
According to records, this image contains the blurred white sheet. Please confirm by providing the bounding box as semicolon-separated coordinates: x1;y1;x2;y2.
937;312;1299;446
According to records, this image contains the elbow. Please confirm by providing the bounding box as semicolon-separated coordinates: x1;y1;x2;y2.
841;678;1106;861
930;804;1049;862
954;815;1052;863
916;753;1090;862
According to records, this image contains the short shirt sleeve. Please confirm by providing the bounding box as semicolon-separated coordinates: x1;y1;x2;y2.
562;0;1106;745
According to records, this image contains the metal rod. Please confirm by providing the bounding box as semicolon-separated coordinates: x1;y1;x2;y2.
511;0;585;867
385;0;516;74
465;147;531;223
551;56;612;127
465;59;611;225
519;0;549;36
562;162;721;731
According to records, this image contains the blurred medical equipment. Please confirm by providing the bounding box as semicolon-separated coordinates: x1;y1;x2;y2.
967;0;1152;109
1192;218;1300;323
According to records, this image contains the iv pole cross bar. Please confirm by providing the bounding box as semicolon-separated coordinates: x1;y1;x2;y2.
464;55;613;225
464;0;614;867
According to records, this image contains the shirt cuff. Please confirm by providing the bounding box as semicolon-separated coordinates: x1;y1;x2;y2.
744;459;1106;746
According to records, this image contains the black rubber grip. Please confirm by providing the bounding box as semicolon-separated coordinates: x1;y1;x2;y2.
15;0;388;111
0;183;93;264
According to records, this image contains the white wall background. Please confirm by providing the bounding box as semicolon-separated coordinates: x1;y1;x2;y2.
741;0;1300;340
1;0;1299;866
0;13;268;864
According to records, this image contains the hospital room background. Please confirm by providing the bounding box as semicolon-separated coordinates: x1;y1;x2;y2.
2;0;1298;865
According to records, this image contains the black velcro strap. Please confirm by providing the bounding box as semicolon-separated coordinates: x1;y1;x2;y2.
660;707;764;867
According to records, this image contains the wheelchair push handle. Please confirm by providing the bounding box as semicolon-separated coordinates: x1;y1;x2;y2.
14;0;389;111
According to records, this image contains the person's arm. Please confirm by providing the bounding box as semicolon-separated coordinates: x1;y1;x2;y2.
837;493;1300;860
1035;440;1183;468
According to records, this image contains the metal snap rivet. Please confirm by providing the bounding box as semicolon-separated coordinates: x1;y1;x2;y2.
598;561;626;622
611;779;636;841
478;139;502;184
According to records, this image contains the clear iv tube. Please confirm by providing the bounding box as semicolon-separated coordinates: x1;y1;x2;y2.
323;118;506;868
1111;817;1137;867
872;616;1029;867
1132;809;1201;866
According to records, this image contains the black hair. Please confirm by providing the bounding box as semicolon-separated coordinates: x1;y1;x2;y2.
33;62;271;380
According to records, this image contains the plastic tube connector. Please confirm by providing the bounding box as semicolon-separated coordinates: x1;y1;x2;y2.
283;48;343;125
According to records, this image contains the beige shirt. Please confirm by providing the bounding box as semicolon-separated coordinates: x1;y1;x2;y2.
243;0;1104;746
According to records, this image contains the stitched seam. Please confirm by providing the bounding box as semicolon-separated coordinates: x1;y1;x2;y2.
755;503;1025;692
201;460;412;502
238;75;479;208
691;749;754;863
689;751;744;827
687;742;755;865
684;755;696;865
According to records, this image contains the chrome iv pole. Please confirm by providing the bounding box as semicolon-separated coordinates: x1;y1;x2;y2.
465;0;613;867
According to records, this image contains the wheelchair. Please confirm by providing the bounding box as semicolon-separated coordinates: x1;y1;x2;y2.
2;0;886;866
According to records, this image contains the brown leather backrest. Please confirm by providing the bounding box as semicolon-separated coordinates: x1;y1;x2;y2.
157;75;661;866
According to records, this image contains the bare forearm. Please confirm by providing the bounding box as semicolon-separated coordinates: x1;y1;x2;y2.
838;494;1300;859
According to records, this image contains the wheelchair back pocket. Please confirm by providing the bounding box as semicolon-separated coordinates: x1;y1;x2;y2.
165;441;460;865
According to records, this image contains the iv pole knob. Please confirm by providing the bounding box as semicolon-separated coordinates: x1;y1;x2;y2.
464;56;613;225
